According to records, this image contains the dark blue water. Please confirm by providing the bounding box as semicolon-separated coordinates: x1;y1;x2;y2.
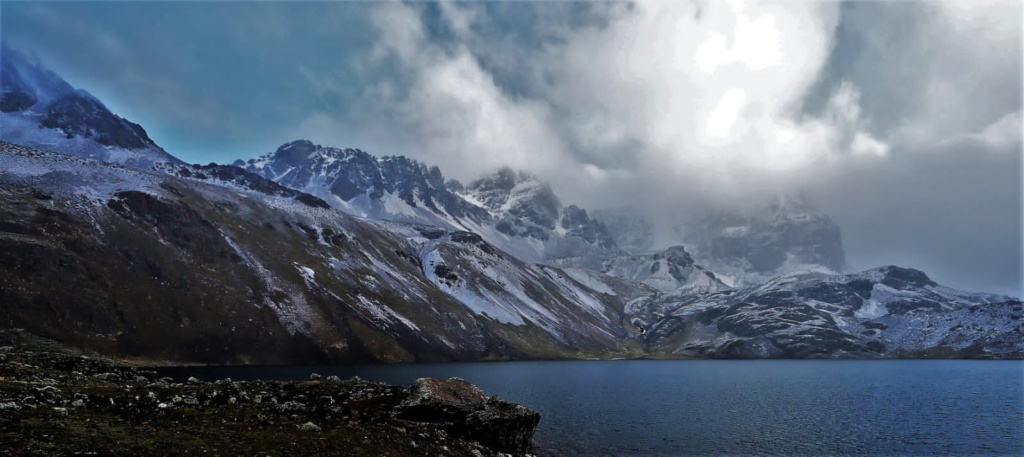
158;360;1024;456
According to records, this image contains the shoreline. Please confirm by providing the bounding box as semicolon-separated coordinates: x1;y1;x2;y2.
0;334;542;457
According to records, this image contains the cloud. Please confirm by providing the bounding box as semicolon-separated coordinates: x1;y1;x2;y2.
366;1;575;181
825;0;1022;151
349;0;1020;294
361;1;890;199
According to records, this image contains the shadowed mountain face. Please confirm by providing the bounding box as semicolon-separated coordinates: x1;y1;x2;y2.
0;46;180;167
0;141;645;364
41;90;157;149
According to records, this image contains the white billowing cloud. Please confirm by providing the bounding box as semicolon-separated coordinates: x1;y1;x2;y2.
850;133;889;158
353;1;1018;295
978;111;1023;148
369;2;427;64
705;88;748;139
367;1;571;181
363;0;890;205
529;0;893;208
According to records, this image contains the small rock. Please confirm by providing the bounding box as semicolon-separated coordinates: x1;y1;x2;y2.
52;407;68;416
309;373;322;381
298;422;321;432
187;376;202;384
35;386;63;403
275;400;306;413
157;403;169;409
0;402;20;411
326;375;341;382
71;399;85;408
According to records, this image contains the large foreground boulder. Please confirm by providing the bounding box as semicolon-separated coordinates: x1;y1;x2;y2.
395;377;541;455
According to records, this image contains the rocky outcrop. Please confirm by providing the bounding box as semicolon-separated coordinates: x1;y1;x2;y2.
394;378;540;455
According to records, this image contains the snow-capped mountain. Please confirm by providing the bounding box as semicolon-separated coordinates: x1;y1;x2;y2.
0;141;644;363
600;246;729;294
0;46;179;167
238;140;618;263
627;265;1021;358
0;57;1019;363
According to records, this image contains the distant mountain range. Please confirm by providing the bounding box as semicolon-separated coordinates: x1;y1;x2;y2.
0;46;1019;362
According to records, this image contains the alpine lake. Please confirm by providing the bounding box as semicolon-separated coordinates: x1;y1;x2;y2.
158;359;1024;456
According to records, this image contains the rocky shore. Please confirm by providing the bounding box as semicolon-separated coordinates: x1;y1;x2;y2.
0;331;541;456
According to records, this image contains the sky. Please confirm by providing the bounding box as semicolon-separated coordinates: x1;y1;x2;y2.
2;0;1021;296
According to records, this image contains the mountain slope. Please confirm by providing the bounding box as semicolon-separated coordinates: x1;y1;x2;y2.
0;141;643;364
3;140;1021;361
0;46;180;167
238;140;618;263
627;266;1021;358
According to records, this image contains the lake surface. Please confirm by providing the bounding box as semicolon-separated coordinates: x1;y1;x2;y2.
158;360;1024;456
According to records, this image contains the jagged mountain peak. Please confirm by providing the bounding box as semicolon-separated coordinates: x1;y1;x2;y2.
239;143;621;263
273;139;319;162
0;45;180;166
1;45;75;109
463;167;560;230
850;265;940;291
